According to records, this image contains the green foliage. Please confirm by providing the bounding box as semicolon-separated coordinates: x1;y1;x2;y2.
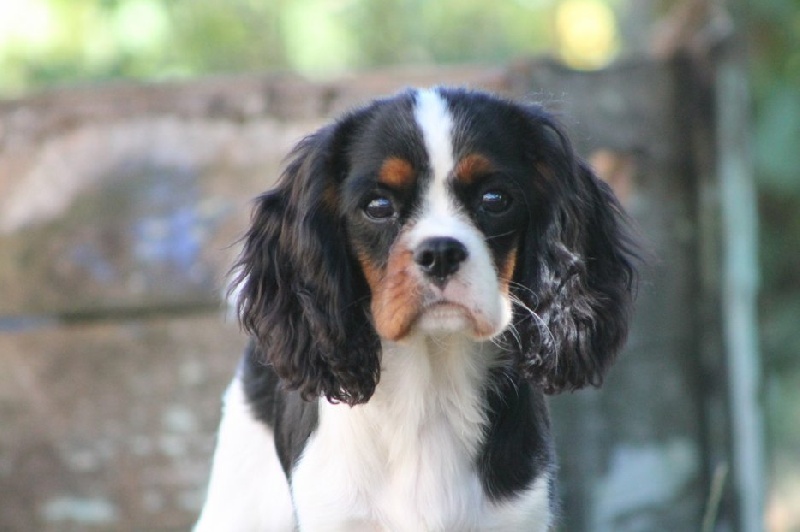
749;0;800;495
755;85;800;193
749;3;800;343
0;0;557;96
0;0;175;92
338;0;553;67
751;0;800;193
166;1;289;74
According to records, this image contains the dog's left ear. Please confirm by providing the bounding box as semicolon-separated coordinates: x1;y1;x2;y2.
513;117;638;394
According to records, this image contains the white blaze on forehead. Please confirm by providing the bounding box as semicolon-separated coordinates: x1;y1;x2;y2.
413;88;455;187
412;88;459;239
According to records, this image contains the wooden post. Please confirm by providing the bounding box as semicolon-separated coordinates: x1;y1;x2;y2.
716;36;765;532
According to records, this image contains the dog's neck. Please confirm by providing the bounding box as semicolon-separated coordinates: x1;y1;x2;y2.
315;334;503;529
327;333;501;457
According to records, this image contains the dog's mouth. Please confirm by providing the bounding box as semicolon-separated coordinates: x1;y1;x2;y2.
414;299;496;338
421;300;470;319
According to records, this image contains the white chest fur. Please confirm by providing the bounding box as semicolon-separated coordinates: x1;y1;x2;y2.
290;336;550;532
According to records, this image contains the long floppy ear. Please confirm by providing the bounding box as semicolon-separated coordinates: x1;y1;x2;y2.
513;117;638;394
232;117;381;406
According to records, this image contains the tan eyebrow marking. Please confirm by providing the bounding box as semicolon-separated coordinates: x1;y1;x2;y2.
378;157;416;188
454;153;495;185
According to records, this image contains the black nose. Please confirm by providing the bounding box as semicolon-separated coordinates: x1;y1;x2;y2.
414;237;468;286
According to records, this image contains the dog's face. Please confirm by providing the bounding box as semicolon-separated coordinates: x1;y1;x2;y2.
235;88;636;405
345;90;528;342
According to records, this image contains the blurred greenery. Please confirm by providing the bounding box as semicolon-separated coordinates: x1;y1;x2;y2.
750;0;800;478
0;0;638;94
0;0;798;525
0;0;567;93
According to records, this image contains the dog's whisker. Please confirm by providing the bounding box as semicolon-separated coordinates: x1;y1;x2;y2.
484;229;516;241
507;292;556;354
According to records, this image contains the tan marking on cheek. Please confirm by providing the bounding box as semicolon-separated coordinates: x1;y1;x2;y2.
378;157;415;188
455;154;494;185
357;251;385;295
498;241;519;295
370;243;423;341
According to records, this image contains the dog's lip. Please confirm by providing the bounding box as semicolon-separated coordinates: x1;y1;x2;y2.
418;299;501;339
421;300;469;314
418;300;475;324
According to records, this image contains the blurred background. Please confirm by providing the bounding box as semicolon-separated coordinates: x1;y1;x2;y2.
0;0;797;530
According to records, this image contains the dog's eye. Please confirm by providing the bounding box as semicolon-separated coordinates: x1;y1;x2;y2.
363;195;396;220
480;190;511;213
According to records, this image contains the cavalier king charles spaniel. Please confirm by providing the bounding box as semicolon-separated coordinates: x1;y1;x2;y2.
196;87;637;531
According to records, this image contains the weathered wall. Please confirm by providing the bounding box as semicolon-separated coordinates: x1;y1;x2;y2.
0;61;735;530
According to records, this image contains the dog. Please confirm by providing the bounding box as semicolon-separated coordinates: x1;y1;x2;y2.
195;87;637;531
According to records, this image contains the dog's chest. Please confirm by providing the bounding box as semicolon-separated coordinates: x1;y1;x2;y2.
291;339;495;531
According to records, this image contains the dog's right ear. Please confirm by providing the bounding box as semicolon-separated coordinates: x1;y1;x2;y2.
232;113;382;406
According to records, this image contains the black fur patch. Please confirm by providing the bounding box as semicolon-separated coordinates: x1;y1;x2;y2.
241;342;319;477
477;368;554;501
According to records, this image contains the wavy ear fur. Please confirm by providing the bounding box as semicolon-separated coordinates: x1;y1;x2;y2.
233;117;381;406
513;115;638;394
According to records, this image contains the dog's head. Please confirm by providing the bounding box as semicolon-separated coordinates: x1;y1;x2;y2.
234;88;637;405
